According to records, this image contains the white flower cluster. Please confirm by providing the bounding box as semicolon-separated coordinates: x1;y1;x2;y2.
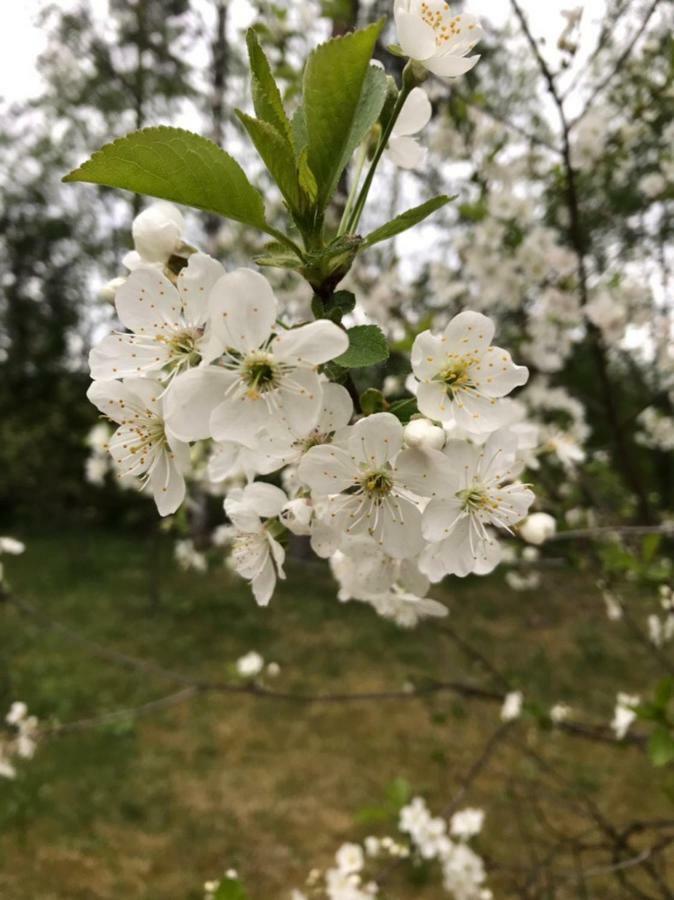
235;650;280;679
400;797;491;899
291;798;488;900
611;692;640;741
647;585;674;648
88;202;535;610
0;702;39;780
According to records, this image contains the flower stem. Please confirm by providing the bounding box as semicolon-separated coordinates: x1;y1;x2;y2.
337;140;370;237
344;72;414;235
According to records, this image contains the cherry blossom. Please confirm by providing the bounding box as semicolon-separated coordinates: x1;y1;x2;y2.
411;311;529;434
90;253;226;382
394;1;483;78
386;87;432;169
164;269;348;445
224;482;288;605
299;412;451;559
87;378;189;515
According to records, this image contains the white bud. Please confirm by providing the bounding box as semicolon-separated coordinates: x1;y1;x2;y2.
98;276;127;303
519;512;556;545
132;201;185;263
403;418;445;451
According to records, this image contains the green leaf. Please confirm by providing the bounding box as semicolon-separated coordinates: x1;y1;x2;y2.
63;127;268;231
360;388;387;415
254;242;303;270
363;195;454;248
297;148;319;203
246;29;293;143
642;533;662;564
235;111;301;210
213;877;249;900
649;727;674;767
334;324;389;368
303;21;384;208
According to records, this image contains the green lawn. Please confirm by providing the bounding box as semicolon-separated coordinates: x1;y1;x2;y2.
0;530;670;898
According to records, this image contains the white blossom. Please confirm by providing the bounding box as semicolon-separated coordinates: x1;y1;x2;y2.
394;1;483;78
90;253;226;383
411;311;529;434
87;379;189;515
225;482;288;605
386;87;432;169
501;690;523;722
611;693;640;740
165;269;348;445
236;651;265;678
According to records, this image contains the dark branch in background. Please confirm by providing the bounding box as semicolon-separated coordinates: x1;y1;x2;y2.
570;0;662;127
509;0;654;523
4;592;643;748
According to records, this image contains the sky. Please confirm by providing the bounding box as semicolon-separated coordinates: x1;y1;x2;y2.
0;0;608;105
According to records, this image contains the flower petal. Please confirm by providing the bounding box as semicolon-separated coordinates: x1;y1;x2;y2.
209;268;278;353
115;267;182;335
164;366;233;441
416;381;453;422
411;330;448;380
348;412;403;467
442;311;495;355
298;444;356;495
89;333;168;380
387;136;427;170
424;54;480;78
177;252;226;326
393;87;432;136
395;10;437;60
273;320;349;366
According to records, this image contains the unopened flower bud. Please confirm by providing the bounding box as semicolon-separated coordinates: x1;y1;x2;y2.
132;201;185;263
519;512;556;545
403;418;445;451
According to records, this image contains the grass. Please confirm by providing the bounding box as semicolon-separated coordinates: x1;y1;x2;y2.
0;529;671;898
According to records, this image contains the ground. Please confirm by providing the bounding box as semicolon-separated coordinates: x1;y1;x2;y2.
0;530;671;899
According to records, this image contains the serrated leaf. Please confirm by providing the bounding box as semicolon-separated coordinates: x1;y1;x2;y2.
303;21;384;208
63;127;268;230
246;29;293;143
649;727;674;767
332;63;387;197
235;111;301;210
334;324;389;368
298;148;318;202
363;195;454;248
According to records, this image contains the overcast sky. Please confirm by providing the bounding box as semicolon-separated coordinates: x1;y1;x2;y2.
1;0;607;105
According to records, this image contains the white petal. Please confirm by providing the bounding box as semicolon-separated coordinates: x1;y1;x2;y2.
271;369;323;438
87;379;138;424
381;498;424;559
411;330;447;380
348;412;403;467
209;268;277;353
242;482;287;518
416;381;453;422
210;393;270;446
443;311;495;355
298;444;356;495
150;450;186;516
316;383;354;434
272;320;349;366
473;346;529;397
164;367;232;441
387;136;427;170
422;497;466;542
177;252;226;326
89;333;168;380
208;442;244;482
424;53;480;78
115;267;182;335
251;555;277;606
395;10;437;60
393;87;432;136
395;447;454;499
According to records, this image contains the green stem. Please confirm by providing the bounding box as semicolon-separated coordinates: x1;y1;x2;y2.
345;75;414;234
337;140;370;237
264;226;305;260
